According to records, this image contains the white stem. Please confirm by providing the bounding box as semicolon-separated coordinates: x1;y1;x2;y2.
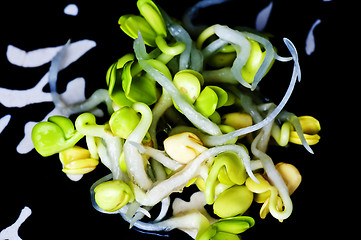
134;34;222;136
149;89;173;148
124;102;153;190
134;144;256;206
251;129;293;220
130;142;184;171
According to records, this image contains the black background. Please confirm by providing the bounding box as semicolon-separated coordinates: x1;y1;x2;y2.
0;0;339;239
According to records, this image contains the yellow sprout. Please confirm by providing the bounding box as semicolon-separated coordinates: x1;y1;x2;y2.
163;132;207;164
59;146;99;175
222;112;253;139
245;163;301;221
275;162;302;195
298;116;321;134
271;121;292;147
289;116;321;145
245;173;272;194
289;132;320;145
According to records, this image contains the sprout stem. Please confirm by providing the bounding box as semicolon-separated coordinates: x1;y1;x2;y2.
200;38;301;146
251;123;293;220
134;144;256;207
130;141;184;171
124;102;154;190
149;89;173;148
134;34;222;136
278;111;314;154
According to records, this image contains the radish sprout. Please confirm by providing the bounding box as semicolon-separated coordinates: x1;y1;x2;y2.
31;0;321;239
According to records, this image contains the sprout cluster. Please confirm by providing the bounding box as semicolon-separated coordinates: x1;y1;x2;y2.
31;0;321;239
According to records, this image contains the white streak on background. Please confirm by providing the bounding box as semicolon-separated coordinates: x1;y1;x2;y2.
16;77;87;154
2;39;96;108
64;4;79;16
0;115;11;134
255;1;273;31
0;114;11;133
305;19;321;55
0;206;32;240
6;45;62;68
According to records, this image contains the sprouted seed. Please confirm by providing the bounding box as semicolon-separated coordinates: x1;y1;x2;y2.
31;0;321;239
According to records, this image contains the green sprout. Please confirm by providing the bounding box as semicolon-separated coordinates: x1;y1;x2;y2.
213;185;253;218
75;112;113;139
272;114;321;148
205;152;247;205
271;121;292;147
197;24;274;89
241;40;266;84
217;125;237;144
123;102;154;190
106;53;135;107
221;112;253;139
107;52;175;107
119;0;186;67
94;180;135;212
119;0;167;47
194;86;228;117
172;70;203;112
137;0;167;37
196;216;255;240
109;106;140;139
245;163;302;221
207;51;237;68
32;116;84;157
171;69;229;118
155;35;186;57
122;60;159;105
119;15;157;47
